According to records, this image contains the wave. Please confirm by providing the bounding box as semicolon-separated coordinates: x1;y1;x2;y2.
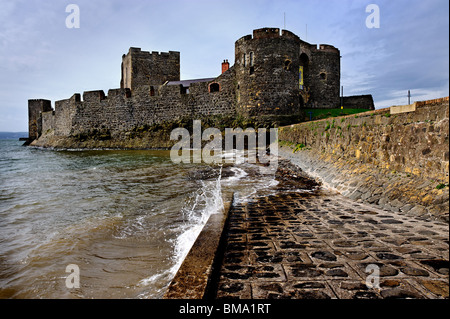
137;165;224;298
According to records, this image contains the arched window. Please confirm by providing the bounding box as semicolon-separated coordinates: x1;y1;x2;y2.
243;53;247;67
249;52;254;67
209;83;220;93
299;53;310;89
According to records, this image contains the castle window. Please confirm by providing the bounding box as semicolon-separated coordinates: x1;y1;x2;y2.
150;86;155;96
243;53;247;67
320;72;327;80
209;83;220;93
249;67;254;75
299;53;310;86
249;52;254;67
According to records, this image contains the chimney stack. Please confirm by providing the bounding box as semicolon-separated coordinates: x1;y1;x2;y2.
222;59;229;74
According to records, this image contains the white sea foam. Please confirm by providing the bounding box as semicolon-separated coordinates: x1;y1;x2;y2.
138;166;225;296
172;165;223;271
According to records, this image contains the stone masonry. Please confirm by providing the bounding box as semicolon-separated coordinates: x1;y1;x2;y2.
279;98;450;222
215;188;449;299
28;28;374;146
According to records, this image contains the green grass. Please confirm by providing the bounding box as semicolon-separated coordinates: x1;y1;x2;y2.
436;183;449;190
304;108;370;121
293;143;306;153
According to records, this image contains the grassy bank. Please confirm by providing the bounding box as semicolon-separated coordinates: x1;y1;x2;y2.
303;108;371;121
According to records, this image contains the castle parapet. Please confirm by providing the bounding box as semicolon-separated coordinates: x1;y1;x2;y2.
83;90;106;102
281;29;301;41
253;27;280;39
108;88;132;99
27;99;53;142
236;28;301;47
121;47;180;90
70;93;81;102
235;34;252;44
311;44;340;54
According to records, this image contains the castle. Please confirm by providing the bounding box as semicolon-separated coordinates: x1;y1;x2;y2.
27;28;374;144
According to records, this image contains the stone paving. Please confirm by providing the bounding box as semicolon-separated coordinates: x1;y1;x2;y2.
215;189;449;299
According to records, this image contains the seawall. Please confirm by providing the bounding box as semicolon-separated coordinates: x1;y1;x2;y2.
164;194;234;299
164;151;449;299
278;97;449;222
161;98;449;300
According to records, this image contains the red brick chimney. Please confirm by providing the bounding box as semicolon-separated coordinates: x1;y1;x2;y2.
222;59;229;74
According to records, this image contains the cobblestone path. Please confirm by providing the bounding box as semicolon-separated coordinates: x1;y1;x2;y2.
215;190;449;299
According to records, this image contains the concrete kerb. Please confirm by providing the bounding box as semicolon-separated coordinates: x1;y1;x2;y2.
163;193;234;299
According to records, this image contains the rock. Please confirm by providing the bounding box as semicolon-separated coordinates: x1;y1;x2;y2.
293;282;326;289
326;269;348;277
311;251;337;261
400;267;429;277
340;282;367;290
409;205;427;216
419;280;449;298
376;253;403;260
380;288;423;299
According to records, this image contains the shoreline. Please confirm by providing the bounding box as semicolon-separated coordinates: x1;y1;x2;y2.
164;153;449;299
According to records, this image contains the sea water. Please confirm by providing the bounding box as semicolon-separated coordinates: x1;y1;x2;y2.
0;140;280;299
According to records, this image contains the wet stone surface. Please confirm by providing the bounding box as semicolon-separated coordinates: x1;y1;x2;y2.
215;189;449;299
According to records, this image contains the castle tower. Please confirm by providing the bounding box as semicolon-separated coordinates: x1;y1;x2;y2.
299;42;341;108
120;48;180;91
27;99;52;143
235;28;301;116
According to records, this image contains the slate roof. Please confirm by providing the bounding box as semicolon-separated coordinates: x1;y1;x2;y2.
166;78;216;87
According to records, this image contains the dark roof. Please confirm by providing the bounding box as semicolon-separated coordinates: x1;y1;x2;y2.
166;78;216;87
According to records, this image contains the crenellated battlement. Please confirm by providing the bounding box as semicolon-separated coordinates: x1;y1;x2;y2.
121;47;180;90
83;90;106;102
125;47;180;59
313;44;340;54
27;28;372;146
236;28;301;44
253;27;281;39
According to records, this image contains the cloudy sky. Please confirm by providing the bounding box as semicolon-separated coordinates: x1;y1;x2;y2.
0;0;448;132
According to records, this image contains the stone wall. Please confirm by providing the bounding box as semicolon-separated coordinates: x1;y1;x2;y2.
28;99;52;141
235;28;302;116
299;42;341;108
308;45;341;108
40;110;55;135
342;95;375;110
121;48;180;91
191;67;236;116
38;72;237;139
29;28;370;147
279;98;449;222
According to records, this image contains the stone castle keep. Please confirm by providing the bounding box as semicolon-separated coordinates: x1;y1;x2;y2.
27;28;374;144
